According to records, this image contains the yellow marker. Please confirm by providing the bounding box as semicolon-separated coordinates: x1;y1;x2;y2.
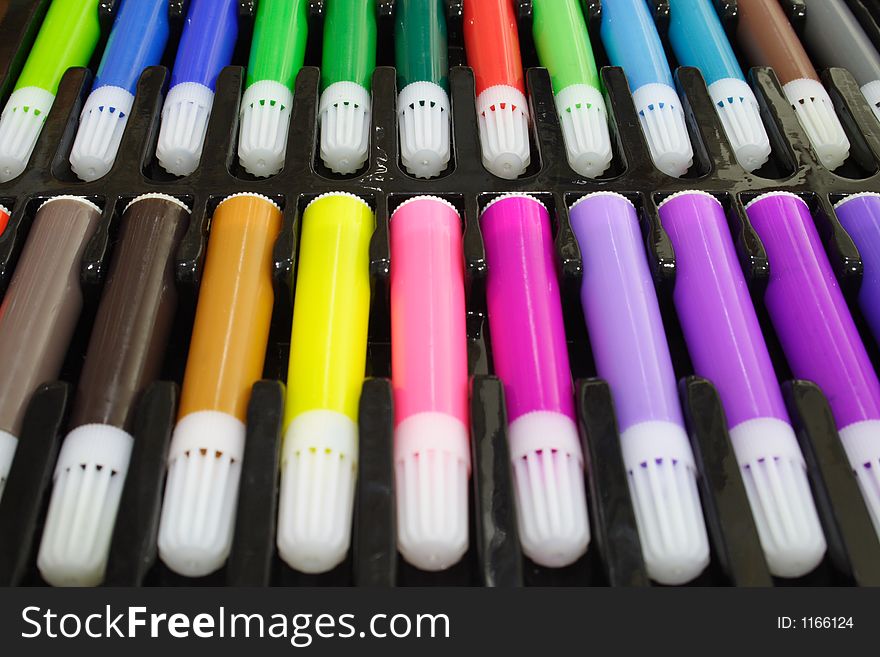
277;191;374;574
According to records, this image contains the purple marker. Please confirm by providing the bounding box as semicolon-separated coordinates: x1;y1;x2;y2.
744;191;880;540
481;193;589;568
834;193;880;347
569;192;708;585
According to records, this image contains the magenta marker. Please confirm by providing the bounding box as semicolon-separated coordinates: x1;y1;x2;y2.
481;193;589;568
745;191;880;540
569;192;708;585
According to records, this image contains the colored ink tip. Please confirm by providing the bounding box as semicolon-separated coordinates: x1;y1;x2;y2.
729;418;826;578
631;82;694;178
37;424;134;586
0;429;18;501
395;412;470;571
277;410;358;574
157;411;246;578
0;86;55;183
476;84;531;179
838;420;880;543
707;78;771;172
860;80;880;127
620;421;710;585
70;85;135;182
319;81;371;175
238;80;294;177
156;82;215;177
783;78;850;171
398;81;451;179
554;84;613;178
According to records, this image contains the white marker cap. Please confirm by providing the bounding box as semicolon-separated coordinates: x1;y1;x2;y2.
319;80;371;174
508;411;590;568
860;79;880;127
729;417;826;578
277;409;358;574
707;77;771;172
782;78;850;171
554;83;613;178
476;84;531;179
395;412;470;571
0;86;55;182
631;82;694;177
0;429;18;501
620;421;710;585
838;419;880;540
398;81;451;179
157;410;245;578
69;85;134;182
238;79;294;177
156;81;215;177
37;424;134;587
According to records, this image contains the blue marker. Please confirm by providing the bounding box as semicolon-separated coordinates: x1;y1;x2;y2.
69;0;170;182
600;0;693;177
667;0;770;171
156;0;238;176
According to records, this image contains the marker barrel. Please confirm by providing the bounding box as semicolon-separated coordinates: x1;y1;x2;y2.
246;0;309;90
94;0;169;94
600;0;673;91
834;193;880;345
0;205;9;235
532;0;601;93
395;0;448;91
668;0;744;85
463;0;525;95
170;0;238;90
322;0;377;91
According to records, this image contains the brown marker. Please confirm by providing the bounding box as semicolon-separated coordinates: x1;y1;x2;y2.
0;196;102;499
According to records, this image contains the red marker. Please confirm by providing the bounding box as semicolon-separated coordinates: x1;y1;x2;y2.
0;205;9;235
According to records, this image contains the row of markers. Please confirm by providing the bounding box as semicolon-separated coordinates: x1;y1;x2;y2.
1;0;880;186
2;187;880;586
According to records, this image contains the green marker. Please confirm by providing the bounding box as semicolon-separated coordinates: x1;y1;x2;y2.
238;0;309;177
0;0;102;182
319;0;377;174
532;0;612;177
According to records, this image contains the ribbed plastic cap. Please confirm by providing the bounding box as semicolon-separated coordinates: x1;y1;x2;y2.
70;85;135;182
157;411;246;578
277;410;358;574
554;83;613;178
37;424;134;587
707;78;771;172
156;82;215;177
476;85;531;179
398;81;451;179
838;419;880;540
319;80;371;174
631;82;694;177
238;80;294;177
783;78;850;171
0;86;55;182
0;429;18;501
860;79;880;127
729;417;826;578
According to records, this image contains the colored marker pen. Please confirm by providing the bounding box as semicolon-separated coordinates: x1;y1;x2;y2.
0;197;102;499
481;194;589;568
238;0;309;177
600;0;693;177
38;194;190;587
800;0;880;125
745;192;880;539
69;0;170;182
319;0;377;174
0;204;9;235
532;0;612;178
277;193;373;574
395;0;451;179
834;192;880;346
464;0;531;179
569;192;709;585
158;193;282;577
390;196;469;571
735;0;850;170
0;0;102;182
156;0;238;176
659;191;826;577
667;0;771;172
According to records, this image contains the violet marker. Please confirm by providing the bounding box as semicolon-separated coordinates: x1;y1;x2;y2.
481;193;590;568
569;192;709;585
745;191;880;539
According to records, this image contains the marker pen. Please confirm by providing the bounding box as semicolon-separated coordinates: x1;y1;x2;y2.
158;193;282;577
667;0;771;172
600;0;693;177
38;194;190;587
69;0;170;182
238;0;309;177
463;0;531;179
659;191;825;577
0;204;9;235
319;0;377;174
481;194;589;568
156;0;238;176
0;197;102;499
745;192;880;539
395;0;450;179
834;192;880;345
277;192;373;574
569;192;709;585
390;196;469;571
0;0;102;182
800;0;880;125
735;0;850;170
